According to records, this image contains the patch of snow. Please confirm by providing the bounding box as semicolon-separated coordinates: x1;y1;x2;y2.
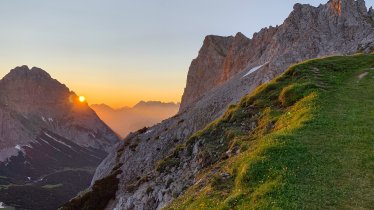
41;116;46;122
0;202;5;208
145;129;153;134
44;132;72;148
39;138;62;152
241;63;268;78
33;177;44;183
48;117;53;122
0;147;21;162
25;144;33;149
39;138;50;145
15;145;21;150
27;177;31;181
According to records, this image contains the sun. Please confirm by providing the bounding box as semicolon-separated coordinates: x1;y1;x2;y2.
78;96;86;103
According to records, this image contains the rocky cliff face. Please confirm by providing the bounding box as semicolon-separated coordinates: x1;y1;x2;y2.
70;1;374;209
0;66;119;209
180;0;374;111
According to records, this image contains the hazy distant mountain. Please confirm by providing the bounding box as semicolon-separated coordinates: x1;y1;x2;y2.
91;101;180;137
0;66;119;210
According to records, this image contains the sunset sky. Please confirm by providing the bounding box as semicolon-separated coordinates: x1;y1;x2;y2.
0;0;358;108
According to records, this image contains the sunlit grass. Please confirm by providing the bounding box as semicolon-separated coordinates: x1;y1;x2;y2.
165;54;374;209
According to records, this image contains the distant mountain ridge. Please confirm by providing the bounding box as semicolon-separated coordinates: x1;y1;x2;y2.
91;101;180;137
133;101;180;109
92;101;179;111
0;65;119;209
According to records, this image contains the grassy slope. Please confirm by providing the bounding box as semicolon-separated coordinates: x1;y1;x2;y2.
165;54;374;209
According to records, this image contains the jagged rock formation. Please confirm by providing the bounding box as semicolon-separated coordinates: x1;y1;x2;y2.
70;1;374;209
180;0;374;111
0;66;119;209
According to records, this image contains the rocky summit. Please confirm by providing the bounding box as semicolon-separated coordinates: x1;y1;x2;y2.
180;0;374;111
0;66;119;210
62;0;374;210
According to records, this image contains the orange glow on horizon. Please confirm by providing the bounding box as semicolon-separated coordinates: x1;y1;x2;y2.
73;85;183;109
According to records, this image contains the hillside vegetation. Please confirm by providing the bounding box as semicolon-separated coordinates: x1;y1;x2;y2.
165;54;374;209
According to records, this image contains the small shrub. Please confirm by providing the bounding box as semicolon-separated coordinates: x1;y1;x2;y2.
112;163;123;171
171;144;185;157
126;183;137;193
137;127;148;134
211;173;234;191
116;147;125;159
166;178;173;189
129;143;138;151
225;193;245;208
146;187;153;194
156;157;179;173
117;146;125;154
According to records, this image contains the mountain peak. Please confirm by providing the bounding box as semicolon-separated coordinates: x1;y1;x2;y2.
330;0;342;14
328;0;368;16
2;65;52;82
290;0;369;20
0;66;72;115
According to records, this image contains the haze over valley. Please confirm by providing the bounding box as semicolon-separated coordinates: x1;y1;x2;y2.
91;101;180;137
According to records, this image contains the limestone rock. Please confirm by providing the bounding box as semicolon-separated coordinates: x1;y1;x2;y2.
179;0;374;112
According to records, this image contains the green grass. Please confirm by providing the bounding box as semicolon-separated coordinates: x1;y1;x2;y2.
60;162;123;210
42;184;63;189
1;206;16;210
164;54;374;209
0;183;32;190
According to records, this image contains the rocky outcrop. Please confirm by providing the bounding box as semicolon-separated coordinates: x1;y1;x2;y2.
0;66;119;209
79;1;374;210
179;35;234;110
180;0;374;111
